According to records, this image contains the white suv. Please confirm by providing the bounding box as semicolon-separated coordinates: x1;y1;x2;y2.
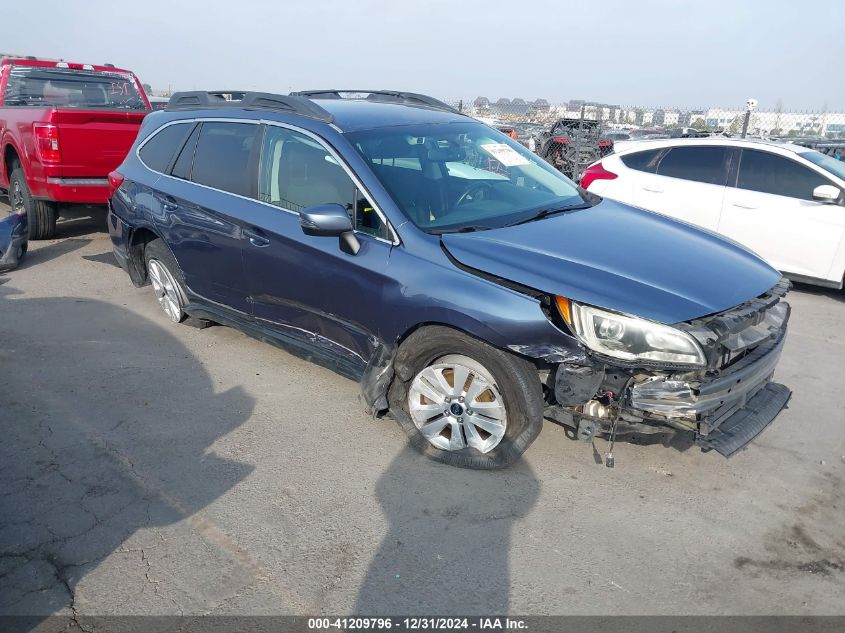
581;138;845;288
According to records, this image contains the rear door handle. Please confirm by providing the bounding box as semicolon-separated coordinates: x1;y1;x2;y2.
243;228;270;247
641;184;663;193
161;196;179;212
731;200;758;209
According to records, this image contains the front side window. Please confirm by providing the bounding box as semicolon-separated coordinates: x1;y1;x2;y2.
737;149;833;200
191;122;257;197
258;126;389;239
4;65;147;110
656;146;728;185
139;122;192;173
799;150;845;183
346;121;585;232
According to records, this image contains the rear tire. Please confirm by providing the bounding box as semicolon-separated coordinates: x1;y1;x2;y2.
388;326;544;469
143;239;213;328
10;167;57;240
144;239;187;323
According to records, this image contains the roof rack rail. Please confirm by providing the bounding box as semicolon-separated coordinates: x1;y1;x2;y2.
290;90;462;115
165;91;334;123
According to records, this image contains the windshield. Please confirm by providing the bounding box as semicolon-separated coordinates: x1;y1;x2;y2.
347;121;586;232
799;150;845;182
3;66;148;111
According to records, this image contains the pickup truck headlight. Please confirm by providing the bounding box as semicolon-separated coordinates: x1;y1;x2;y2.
556;297;706;367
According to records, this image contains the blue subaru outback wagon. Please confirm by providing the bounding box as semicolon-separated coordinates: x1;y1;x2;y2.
108;90;791;469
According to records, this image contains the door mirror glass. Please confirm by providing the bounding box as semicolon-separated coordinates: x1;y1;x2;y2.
299;203;353;236
812;184;840;203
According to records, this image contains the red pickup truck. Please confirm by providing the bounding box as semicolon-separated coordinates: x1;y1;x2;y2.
0;57;150;238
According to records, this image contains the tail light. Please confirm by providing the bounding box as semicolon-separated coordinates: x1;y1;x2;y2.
552;136;570;144
107;171;125;196
33;123;61;163
580;162;618;189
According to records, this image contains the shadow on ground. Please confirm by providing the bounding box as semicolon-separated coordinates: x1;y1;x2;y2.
355;445;539;614
17;239;92;269
0;286;255;619
51;208;108;240
790;281;845;304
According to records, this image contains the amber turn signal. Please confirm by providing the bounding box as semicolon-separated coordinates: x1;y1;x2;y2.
555;296;572;324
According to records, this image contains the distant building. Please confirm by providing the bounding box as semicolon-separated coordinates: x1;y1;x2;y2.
473;96;490;109
532;98;550;111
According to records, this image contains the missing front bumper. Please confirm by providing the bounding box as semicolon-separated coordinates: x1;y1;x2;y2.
549;332;791;456
696;382;791;456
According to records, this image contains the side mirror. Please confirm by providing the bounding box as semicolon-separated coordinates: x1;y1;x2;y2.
298;203;360;255
812;184;841;204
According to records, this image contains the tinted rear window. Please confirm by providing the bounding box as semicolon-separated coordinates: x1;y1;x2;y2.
620;148;662;173
139;123;192;173
191;122;257;197
4;65;147;110
656;146;727;185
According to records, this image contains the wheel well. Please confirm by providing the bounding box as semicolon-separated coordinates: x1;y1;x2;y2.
393;321;552;377
395;322;473;350
127;227;160;286
4;145;20;180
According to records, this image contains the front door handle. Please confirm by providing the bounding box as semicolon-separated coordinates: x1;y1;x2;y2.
641;184;664;193
731;200;758;209
243;228;270;247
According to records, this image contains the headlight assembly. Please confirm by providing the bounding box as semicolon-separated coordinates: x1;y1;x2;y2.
555;296;706;367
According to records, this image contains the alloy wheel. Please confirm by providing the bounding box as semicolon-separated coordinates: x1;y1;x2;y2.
11;180;25;217
147;258;183;322
408;354;507;454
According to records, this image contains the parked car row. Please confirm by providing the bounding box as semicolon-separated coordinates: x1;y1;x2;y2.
105;89;793;469
0;56;804;470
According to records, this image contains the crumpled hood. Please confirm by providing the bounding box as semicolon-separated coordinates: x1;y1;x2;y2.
442;198;781;324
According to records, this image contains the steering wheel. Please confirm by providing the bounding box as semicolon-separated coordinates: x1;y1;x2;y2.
456;182;495;207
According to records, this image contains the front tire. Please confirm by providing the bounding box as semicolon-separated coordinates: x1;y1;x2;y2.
10;167;57;240
388;326;544;469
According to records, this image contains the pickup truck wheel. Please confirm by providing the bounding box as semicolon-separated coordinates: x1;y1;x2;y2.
144;240;187;323
388;326;543;469
10;168;57;240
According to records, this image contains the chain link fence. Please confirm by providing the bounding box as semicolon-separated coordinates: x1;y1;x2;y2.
442;98;845;179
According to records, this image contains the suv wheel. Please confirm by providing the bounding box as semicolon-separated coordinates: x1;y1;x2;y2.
10;167;57;240
144;240;187;323
388;326;543;469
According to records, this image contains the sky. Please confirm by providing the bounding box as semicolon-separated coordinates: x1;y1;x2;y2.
5;0;845;110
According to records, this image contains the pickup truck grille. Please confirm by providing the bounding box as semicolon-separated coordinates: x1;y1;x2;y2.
682;278;791;371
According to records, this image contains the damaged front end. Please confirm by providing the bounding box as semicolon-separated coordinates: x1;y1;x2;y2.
544;279;792;457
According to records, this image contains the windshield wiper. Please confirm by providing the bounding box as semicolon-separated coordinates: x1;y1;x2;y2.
505;202;594;227
431;225;491;235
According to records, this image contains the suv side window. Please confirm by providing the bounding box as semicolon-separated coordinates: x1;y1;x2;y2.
620;148;663;173
736;149;832;200
139;122;192;173
191;122;258;197
258;125;390;240
170;123;200;180
656;146;728;185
